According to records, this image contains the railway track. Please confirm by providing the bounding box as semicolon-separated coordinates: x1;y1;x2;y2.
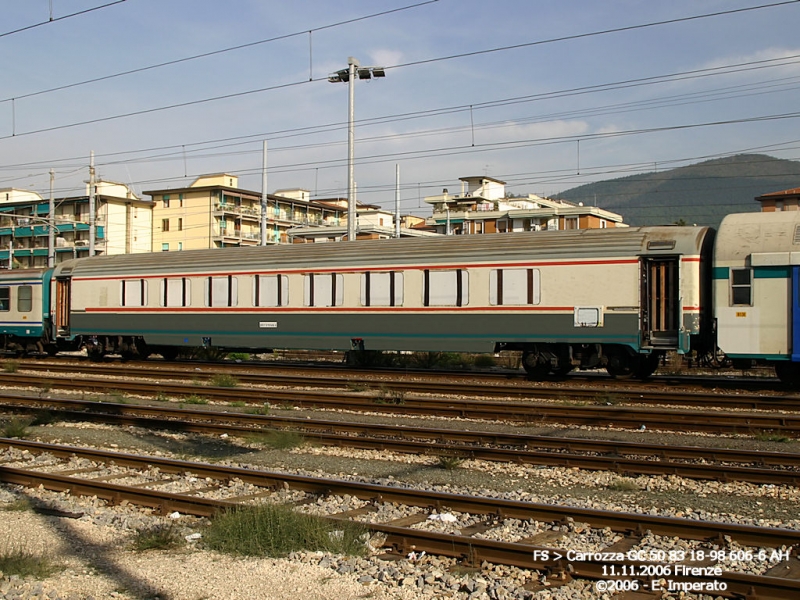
1;439;798;599
3;394;800;486
8;360;799;410
1;371;799;436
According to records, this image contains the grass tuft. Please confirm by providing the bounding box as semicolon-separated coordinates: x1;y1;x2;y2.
436;454;464;470
606;477;641;491
131;523;184;552
0;546;60;578
203;503;369;558
209;373;239;388
247;430;305;450
183;394;209;405
2;498;34;512
1;417;33;438
3;360;19;373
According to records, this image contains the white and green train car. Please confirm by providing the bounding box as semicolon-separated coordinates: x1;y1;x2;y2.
714;211;800;384
0;268;57;355
51;224;713;379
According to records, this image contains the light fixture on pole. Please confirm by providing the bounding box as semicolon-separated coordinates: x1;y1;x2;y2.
328;57;386;241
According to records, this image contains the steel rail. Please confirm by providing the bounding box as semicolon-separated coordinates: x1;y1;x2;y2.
1;439;799;548
1;374;799;436
3;397;800;486
0;441;798;599
10;361;799;410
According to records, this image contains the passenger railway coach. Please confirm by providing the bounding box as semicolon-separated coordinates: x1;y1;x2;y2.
51;221;712;379
1;210;799;384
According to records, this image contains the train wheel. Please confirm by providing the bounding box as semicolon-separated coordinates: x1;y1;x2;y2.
158;347;180;361
86;345;106;362
634;353;661;379
605;348;637;379
522;348;550;380
775;362;800;387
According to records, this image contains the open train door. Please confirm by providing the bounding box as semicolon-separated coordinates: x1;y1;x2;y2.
55;277;71;337
640;257;680;348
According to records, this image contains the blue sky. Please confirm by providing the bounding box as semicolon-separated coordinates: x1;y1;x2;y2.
1;0;799;218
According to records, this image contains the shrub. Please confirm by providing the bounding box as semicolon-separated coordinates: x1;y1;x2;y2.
3;361;19;373
203;503;369;558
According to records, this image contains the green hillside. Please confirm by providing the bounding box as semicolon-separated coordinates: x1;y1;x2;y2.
556;154;800;228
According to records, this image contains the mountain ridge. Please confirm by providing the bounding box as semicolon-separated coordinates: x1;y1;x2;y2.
555;154;800;228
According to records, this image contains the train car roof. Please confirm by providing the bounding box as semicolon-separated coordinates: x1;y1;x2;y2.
54;225;711;278
715;211;800;266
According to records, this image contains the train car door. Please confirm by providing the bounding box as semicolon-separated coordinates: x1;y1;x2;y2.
640;257;679;347
55;278;71;336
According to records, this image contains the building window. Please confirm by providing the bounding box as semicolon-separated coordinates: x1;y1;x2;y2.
178;193;184;207
730;268;752;306
254;274;289;307
178;242;183;251
361;271;403;306
0;287;9;311
121;279;147;307
163;195;170;208
17;285;32;312
178;218;183;231
161;243;169;251
162;218;170;232
423;269;468;307
489;269;540;306
497;220;508;233
565;217;578;230
600;219;607;228
205;275;238;307
161;278;191;307
304;273;344;307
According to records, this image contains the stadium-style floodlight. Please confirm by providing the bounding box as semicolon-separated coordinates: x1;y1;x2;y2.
328;57;386;241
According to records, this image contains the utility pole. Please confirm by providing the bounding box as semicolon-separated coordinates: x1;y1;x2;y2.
88;151;96;256
395;164;401;238
48;169;55;267
260;140;268;246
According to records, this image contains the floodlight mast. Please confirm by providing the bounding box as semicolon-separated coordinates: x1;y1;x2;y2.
328;57;386;241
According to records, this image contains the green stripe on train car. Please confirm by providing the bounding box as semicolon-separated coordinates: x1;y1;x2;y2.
712;267;790;279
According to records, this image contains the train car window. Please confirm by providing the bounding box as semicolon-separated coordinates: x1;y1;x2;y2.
205;275;238;308
254;275;288;307
489;269;540;306
730;268;752;306
0;287;8;311
304;273;344;307
161;278;191;307
17;285;32;313
120;279;147;307
423;269;469;307
360;272;403;307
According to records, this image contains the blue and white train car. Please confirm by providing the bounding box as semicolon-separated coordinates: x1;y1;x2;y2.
0;268;56;355
714;211;800;384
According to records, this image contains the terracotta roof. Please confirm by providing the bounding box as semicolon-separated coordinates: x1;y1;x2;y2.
758;187;800;198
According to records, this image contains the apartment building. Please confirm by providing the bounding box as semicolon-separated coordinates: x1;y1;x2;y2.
424;176;625;235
